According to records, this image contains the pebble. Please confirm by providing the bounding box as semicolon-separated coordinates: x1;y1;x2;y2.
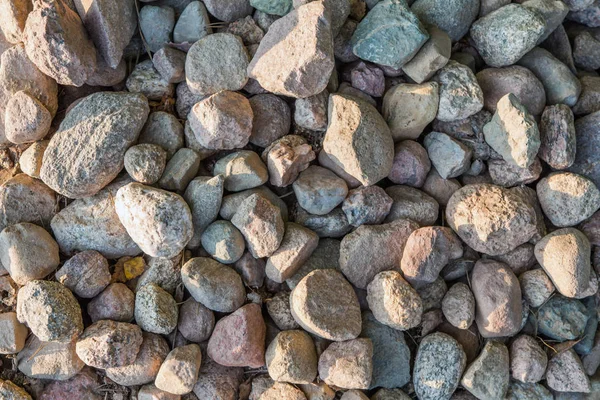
249;94;291;147
214;151;268;192
293;166;348;215
266;291;300;330
189;91;252;150
424;131;472;179
0;312;26;354
510;335;547;383
17;280;82;343
385;185;439;225
17;335;83;380
75;320;143;369
174;1;211;43
341;218;419;288
573;75;600;115
115;183;193;258
413;332;466;400
184;175;224;248
138;111;184;159
470;4;544;67
177;298;214;343
266;330;317;384
135;283;178;335
341;186;392;227
388;140;430;187
537;296;588;340
519;269;554;308
139;6;175;53
295;90;328;131
40;92;149;199
24;0;97;86
422;169;462;206
19;140;48;178
87;283;135;322
0;379;32;400
471;259;522;338
290;269;361;341
208;303;266;368
259;382;307;400
265;223;318;283
201;219;245;264
441;283;475;329
446;184;538;255
185;33;249;95
5;91;51;144
153;47;186;83
125;60;175;101
248;2;334;98
232;193;285;258
105;332;170;386
203;0;253;22
155;344;202;395
352;0;428;68
318;338;372;389
266;137;315;187
517;47;581;107
367;270;422;330
124;144;168;185
461;340;510;399
55;250;110;298
546;349;591;393
158;148;201;191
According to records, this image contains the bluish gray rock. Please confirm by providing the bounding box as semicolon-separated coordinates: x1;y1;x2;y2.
522;0;569;43
537;296;589;341
411;0;479;41
569;111;600;187
251;0;293;15
461;341;510;400
351;0;429;69
139;6;175;53
574;297;598;355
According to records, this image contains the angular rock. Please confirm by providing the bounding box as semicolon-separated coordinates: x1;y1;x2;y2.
152;47;186;84
385;185;439;225
546;350;591;393
318;338;372;390
424;131;472;179
294;206;352;238
510;335;547;383
76;320;143;369
214;151;268;192
266;291;299;331
411;0;478;41
158;148;201;191
249;94;291;147
367;271;422;330
184;175;224;248
265;223;318;283
434;60;484;122
342;186;392;227
0;312;26;354
155;344;202;395
265;138;315;187
402;26;451;84
461;341;510;400
573;75;600;115
126;60;174;101
523;0;569;43
203;0;253;22
0;0;31;43
55;250;110;298
17;335;84;381
293;166;348;215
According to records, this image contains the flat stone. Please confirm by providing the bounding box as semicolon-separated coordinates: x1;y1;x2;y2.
434;60;484;122
318;338;372;389
155;344;202;395
17;335;84;381
184;175;224;248
158;148;201;191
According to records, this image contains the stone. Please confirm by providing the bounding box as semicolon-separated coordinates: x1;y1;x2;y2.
322;94;394;185
538;172;600;227
203;0;253;22
200;220;245;264
184;175;224;248
434;61;484;122
476;66;546;116
85;56;127;87
411;0;478;41
442;283;475;330
189;91;253;150
55;250;110;298
266;138;315;187
487;158;542;187
290;269;361;341
115;183;193;258
232;193;285;258
266;330;317;384
105;333;170;386
385;185;439;225
422;169;461;206
341;390;368;400
517;47;581;107
138;112;184;159
178;298;214;343
471;259;522;338
535;228;595;299
249;94;291;147
251;0;292;15
510;335;547;383
293;166;348;215
416;277;447;311
220;186;288;222
318;150;362;189
135;253;182;295
38;367;102;400
158;148;201;191
0;0;31;43
87;283;135;322
24;0;97;86
174;1;211;43
285;238;340;289
139;5;175;52
185;33;249;95
569;111;600;187
40;92;149;199
138;384;181;400
470;4;544;67
402;26;451;83
208;303;266;368
295;206;352;238
17;280;82;343
344;61;385;97
0;312;26;354
342;186;392;227
124;144;168;185
523;0;569;43
413;332;466;400
519;269;554;308
265;223;318;283
424;131;472;179
388;140;430;187
573;76;600;116
225;15;264;45
153;47;186;83
446;184;538;255
318;338;372;389
19;140;49;178
50;178;140;259
0;380;32;400
126;60;175;101
367;271;422;330
351;0;428;68
5;91;51;144
340;218;418;289
461;341;510;400
17;335;84;380
537;296;588;340
295;90;328;131
214;151;268;192
155;344;202;395
259;382;307;400
135;283;178;335
76;320;143;368
546;350;591;393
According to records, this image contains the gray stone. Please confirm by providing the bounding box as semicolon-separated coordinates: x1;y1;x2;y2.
85;56;127;87
342;186;393;227
434;60;484;122
385;185;439;225
461;341;509;400
176;81;205;119
19;140;49;179
220;186;287;221
286;238;340;289
174;1;211;43
573;31;600;71
158;148;201;191
318;338;373;389
214;151;268;192
266;291;300;330
517;47;581;107
40;92;149;198
295;90;328;132
136;253;183;295
519;269;555;308
510;335;548;383
424;131;472;179
401;26;451;84
249;94;291;147
193;348;244;399
546;350;591;393
538;296;588;340
470;4;545;67
184;175;224;248
265;222;318;283
17;335;83;381
251;0;293;15
294;206;352;238
413;332;466;400
153;47;186;83
126;60;175;101
413;0;478;41
201;220;245;264
139;5;175;52
135;283;178;335
573;75;600;116
522;0;569;43
5;91;51;144
569;111;600;187
178;298;214;343
293;166;348;215
352;0;428;68
56;250;110;298
442;283;475;329
487;158;542;187
138;111;184;159
203;0;253;22
539;104;576;170
124;144;168;185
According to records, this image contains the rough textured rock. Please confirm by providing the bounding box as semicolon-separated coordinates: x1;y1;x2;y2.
342;186;392;227
5;91;52;144
184;175;224;248
434;61;484;122
19;140;49;178
266;330;317;384
55;250;110;298
413;332;466;400
214;151;268;192
367;271;422;330
126;60;174;101
0;0;31;44
461;341;510;399
157;147;201;191
537;295;588;340
17;280;83;343
402;26;451;84
546;350;591;393
76;320;143;369
573;75;600;115
155;344;202;395
135;283;178;335
318;338;373;389
138;111;184;160
124;144;168;185
247;1;334;98
0;379;32;400
249;94;291;147
518;269;555;308
152;47;186;84
441;283;475;329
471;259;522;338
424;131;472;179
446;184;538;256
259;382;307;400
173;1;211;43
87;283;135;322
24;0;97;86
487;158;542;188
0;312;26;355
17;335;84;381
139;5;175;52
537;104;576;170
322;94;394;185
266;291;300;331
290;269;361;341
569;111;600;188
40;92;149;199
266;138;315;187
265;223;318;283
295;90;329;131
203;0;253;22
510;335;547;383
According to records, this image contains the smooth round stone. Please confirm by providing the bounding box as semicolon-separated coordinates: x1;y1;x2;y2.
177;298;215;343
55;250;110;298
293;166;349;216
201;220;245;264
124;144;167;185
134;283;178;335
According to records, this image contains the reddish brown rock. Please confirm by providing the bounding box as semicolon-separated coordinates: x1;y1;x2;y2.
388;140;431;187
87;283;135;322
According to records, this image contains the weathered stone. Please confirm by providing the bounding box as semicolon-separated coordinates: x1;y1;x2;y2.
510;335;547;383
158;148;201;191
138;384;181;400
56;250;110;298
385;185;439;225
87;283;135;322
519;269;554;308
411;0;478;41
537;296;588;340
174;1;211;43
0;312;26;354
265;223;318;283
5;91;51;144
461;341;509;399
184;175;223;248
40;92;149;199
126;60;174;101
85;56;127;87
293;166;348;215
17;335;84;381
295;90;328;132
318;338;372;389
266;330;317;384
266;291;299;331
546;350;591;393
200;220;245;264
342;186;392;227
401;26;450;83
422;168;462;206
487;158;542;188
155;344;202;395
76;320;143;369
367;271;422;330
424;131;472;179
0;0;31;43
153;47;186;83
259;382;307;400
135;283;178;335
214;151;268;192
124;144;168;185
248;94;291;147
138;111;184;159
178;298;214;343
569;111;600;187
388;140;430;187
435;61;484;122
266;139;315;187
19;140;49;179
38;367;102;400
139;5;175;52
0;379;32;400
522;0;569;43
